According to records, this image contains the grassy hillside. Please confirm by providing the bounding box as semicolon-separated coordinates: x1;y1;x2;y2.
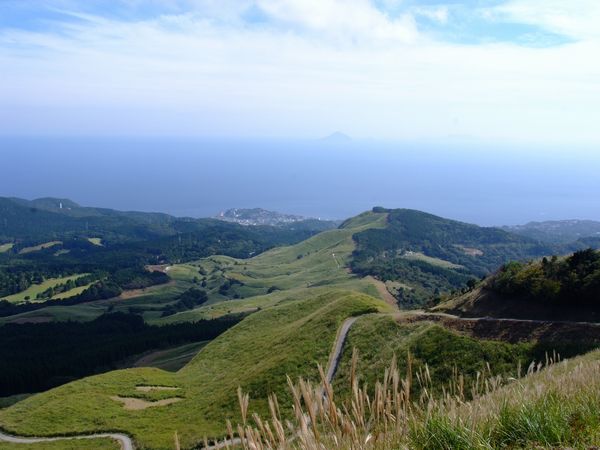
333;314;598;399
0;210;388;326
0;244;14;254
225;346;600;450
127;341;209;372
0;196;344;324
350;208;552;306
3;274;88;303
0;290;390;449
0;439;119;450
2;206;600;449
434;249;600;321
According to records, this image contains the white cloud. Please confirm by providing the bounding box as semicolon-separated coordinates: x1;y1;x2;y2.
412;5;448;24
256;0;418;43
491;0;600;40
0;0;599;144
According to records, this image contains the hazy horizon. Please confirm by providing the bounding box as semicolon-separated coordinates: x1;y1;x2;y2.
1;1;599;227
2;136;599;227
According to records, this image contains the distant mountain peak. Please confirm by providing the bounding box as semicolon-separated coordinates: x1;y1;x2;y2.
320;131;352;143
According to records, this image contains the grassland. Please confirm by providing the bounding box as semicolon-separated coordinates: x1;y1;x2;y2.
3;274;88;303
332;314;547;397
0;211;400;448
0;439;119;450
0;244;13;253
0;395;31;410
402;251;464;269
157;210;388;312
129;341;209;372
3;208;600;449
51;283;95;300
227;347;600;450
0;290;390;449
18;241;62;255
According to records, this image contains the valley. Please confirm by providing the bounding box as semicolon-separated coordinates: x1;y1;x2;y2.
0;200;599;449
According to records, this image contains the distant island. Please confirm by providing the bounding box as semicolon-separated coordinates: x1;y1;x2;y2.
320;131;352;143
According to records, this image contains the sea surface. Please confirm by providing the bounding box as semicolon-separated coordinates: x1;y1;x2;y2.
1;137;598;226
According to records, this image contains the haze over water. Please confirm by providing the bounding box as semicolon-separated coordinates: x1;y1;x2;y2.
2;137;598;226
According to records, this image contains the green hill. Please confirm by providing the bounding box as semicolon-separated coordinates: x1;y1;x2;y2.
434;249;600;322
350;208;553;306
3;206;600;449
0;290;389;449
504;219;600;244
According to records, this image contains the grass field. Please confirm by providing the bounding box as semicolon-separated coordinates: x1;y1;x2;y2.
0;439;119;450
3;274;89;303
0;244;14;253
51;283;95;300
3;209;600;449
129;341;209;372
0;290;390;449
228;347;600;450
18;241;62;255
0;210;399;448
0;394;31;410
159;210;388;309
401;251;464;269
333;314;541;396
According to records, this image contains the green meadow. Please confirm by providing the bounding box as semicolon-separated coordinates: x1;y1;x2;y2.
18;241;62;255
0;290;389;449
87;237;103;246
3;274;89;303
0;439;119;450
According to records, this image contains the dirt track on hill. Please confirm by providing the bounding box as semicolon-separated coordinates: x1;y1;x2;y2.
396;312;600;344
366;276;399;309
5;310;600;450
0;430;133;450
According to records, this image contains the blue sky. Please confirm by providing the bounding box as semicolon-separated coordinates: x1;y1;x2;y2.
1;0;599;143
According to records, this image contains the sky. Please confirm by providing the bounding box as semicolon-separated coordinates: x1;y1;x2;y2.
1;0;600;143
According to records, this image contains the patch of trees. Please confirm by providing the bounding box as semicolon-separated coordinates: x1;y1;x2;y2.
349;208;554;307
490;249;600;305
0;268;169;317
161;288;208;317
0;312;242;396
34;273;96;300
218;278;244;296
352;256;475;306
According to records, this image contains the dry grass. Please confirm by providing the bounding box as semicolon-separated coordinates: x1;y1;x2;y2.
211;349;600;450
109;395;182;410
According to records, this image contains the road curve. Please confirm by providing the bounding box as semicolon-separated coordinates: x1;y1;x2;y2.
325;317;358;385
0;317;361;450
0;430;134;450
199;316;360;450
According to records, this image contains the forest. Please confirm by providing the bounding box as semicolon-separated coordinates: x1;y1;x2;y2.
0;312;242;396
490;249;600;304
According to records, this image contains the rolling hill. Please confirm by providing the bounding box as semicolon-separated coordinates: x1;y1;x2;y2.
350;208;553;306
433;249;600;322
504;219;600;244
2;206;600;449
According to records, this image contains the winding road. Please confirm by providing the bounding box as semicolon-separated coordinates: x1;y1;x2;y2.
4;309;598;450
0;316;363;450
325;317;358;385
0;430;133;450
